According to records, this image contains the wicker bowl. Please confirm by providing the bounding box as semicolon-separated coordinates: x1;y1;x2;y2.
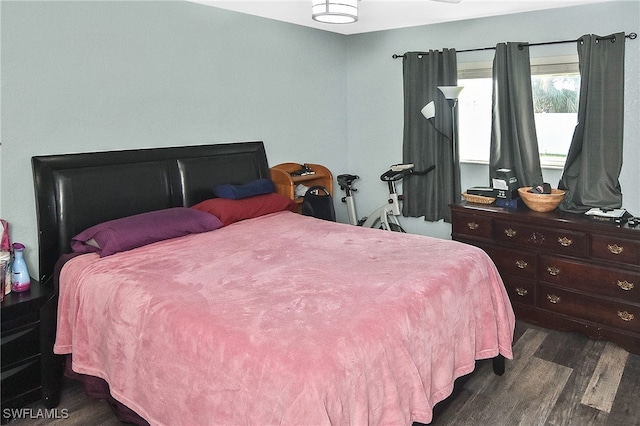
518;187;565;212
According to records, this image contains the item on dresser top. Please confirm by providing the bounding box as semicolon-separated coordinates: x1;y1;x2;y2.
462;192;496;205
584;208;632;225
464;187;498;205
494;189;519;200
492;169;519;200
492;169;518;190
517;187;565;212
495;198;520;209
466;187;497;197
11;242;30;293
528;183;552;194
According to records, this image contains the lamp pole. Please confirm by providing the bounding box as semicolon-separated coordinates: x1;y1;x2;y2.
438;86;464;205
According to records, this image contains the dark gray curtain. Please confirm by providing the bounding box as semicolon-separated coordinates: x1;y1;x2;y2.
402;49;457;222
490;43;544;187
558;33;626;213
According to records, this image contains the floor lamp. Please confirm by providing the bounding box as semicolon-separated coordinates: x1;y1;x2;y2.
437;86;464;204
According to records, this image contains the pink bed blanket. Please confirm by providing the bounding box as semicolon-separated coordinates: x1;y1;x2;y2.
55;211;514;425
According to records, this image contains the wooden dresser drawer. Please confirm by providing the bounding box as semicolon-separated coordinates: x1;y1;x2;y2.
494;220;588;257
591;234;640;265
539;255;640;303
486;246;537;279
539;284;640;333
502;276;536;306
451;211;493;241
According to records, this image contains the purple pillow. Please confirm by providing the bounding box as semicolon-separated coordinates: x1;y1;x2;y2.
71;207;223;257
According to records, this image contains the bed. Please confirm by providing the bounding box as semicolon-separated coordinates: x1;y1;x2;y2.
32;141;515;425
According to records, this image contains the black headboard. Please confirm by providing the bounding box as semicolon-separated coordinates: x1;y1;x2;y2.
32;141;270;285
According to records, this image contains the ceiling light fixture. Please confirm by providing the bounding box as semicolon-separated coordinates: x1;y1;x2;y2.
312;0;359;24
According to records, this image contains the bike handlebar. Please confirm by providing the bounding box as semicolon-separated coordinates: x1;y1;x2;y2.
412;164;436;176
380;164;435;181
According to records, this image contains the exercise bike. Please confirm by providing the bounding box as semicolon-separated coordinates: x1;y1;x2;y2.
337;163;435;232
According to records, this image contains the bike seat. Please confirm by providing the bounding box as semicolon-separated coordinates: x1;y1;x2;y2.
337;174;359;187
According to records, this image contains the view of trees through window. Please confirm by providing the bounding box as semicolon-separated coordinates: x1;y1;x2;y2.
532;73;580;166
457;64;580;168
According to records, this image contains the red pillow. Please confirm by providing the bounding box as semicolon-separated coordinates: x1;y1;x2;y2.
192;193;297;226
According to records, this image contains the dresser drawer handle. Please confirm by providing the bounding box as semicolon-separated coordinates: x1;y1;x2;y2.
547;266;560;276
467;222;479;230
617;311;634;322
515;287;528;297
557;237;573;247
607;244;624;255
617;280;635;291
515;260;528;269
547;294;561;304
504;228;517;237
528;232;545;244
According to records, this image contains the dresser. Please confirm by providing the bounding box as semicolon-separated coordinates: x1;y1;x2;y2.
451;203;639;354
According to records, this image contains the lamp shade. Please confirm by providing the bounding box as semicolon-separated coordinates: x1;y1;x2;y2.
437;86;464;100
312;0;359;24
421;101;435;120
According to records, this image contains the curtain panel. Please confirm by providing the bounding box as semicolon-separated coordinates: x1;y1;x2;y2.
490;43;544;187
402;50;457;222
558;32;626;213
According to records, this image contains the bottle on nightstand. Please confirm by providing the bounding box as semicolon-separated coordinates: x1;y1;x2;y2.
11;243;30;293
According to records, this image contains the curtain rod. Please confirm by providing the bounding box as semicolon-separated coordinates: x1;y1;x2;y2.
392;32;637;59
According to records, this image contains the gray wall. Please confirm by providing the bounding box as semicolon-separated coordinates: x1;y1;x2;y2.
1;1;638;276
1;1;348;274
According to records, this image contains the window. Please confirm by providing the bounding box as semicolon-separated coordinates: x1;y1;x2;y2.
457;56;579;168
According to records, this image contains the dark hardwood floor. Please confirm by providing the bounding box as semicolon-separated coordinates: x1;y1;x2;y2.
429;321;640;426
6;321;640;425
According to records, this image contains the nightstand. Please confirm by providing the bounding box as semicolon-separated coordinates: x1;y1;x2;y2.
1;279;53;421
270;163;333;213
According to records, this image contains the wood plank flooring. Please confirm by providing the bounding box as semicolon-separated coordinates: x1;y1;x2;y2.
429;321;640;426
6;321;639;425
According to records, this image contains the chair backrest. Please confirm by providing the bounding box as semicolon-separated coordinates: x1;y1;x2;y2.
301;186;336;222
